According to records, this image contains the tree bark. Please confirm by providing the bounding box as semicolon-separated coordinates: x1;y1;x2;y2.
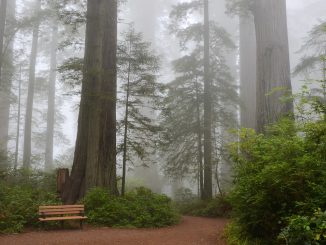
45;21;58;171
23;0;41;168
63;0;118;204
240;15;256;129
203;0;212;199
253;0;293;133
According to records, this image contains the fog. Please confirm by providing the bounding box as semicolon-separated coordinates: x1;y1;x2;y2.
0;0;325;197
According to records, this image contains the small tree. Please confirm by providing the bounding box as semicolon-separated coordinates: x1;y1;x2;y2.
118;25;163;195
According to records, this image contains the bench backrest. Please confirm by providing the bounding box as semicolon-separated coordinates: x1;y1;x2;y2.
39;205;85;217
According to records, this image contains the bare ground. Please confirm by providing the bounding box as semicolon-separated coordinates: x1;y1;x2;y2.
0;216;228;245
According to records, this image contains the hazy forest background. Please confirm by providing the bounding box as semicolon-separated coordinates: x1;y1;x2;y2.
0;0;325;244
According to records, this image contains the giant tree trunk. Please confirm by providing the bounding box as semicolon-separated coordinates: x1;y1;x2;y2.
253;0;293;133
63;0;118;204
23;0;41;168
240;15;256;129
45;22;58;171
203;0;212;199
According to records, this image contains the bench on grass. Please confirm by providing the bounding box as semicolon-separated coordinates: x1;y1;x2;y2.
39;205;87;229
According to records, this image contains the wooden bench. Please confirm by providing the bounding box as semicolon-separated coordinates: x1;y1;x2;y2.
39;205;87;229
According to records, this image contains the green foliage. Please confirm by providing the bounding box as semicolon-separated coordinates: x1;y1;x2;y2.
0;169;59;233
84;187;180;228
278;209;326;245
225;222;263;245
177;195;231;218
228;119;326;242
173;188;231;218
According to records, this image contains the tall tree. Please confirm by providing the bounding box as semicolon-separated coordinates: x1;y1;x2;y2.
0;0;15;158
63;0;118;204
240;15;256;129
0;0;7;83
23;0;41;168
203;0;212;199
253;0;293;132
164;2;237;199
45;20;58;171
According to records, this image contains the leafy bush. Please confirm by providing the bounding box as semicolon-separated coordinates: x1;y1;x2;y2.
225;222;263;245
0;169;60;233
177;196;231;218
84;187;180;228
228;119;326;242
278;209;326;245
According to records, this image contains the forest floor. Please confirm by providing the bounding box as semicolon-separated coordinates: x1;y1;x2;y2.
0;216;228;245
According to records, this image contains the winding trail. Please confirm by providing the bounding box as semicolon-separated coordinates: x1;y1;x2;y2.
0;216;228;245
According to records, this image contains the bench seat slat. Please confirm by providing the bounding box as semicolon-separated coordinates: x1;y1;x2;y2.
39;208;84;212
39;216;87;222
39;211;84;216
39;205;84;209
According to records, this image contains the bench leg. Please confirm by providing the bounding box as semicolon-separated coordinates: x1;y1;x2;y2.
60;220;64;229
80;220;83;229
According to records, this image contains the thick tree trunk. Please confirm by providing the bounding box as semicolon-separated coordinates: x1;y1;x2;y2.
253;0;293;133
240;15;256;129
45;22;58;171
0;0;7;84
203;0;212;199
63;0;118;204
23;0;41;168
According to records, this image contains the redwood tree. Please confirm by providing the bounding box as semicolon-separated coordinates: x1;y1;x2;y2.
240;15;256;129
253;0;293;132
63;0;119;204
203;0;212;199
23;0;41;168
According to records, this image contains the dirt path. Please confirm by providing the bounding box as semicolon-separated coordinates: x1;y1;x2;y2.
0;216;228;245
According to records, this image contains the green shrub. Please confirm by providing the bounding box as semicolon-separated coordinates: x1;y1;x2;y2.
225;222;263;245
178;196;231;218
84;187;180;228
0;168;60;233
278;209;326;245
0;184;59;233
228;119;326;243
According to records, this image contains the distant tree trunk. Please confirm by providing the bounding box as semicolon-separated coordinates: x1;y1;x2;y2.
240;15;256;129
121;38;132;196
203;0;212;200
253;0;293;132
14;65;22;169
23;0;41;168
0;0;15;161
0;0;7;83
195;77;204;199
63;0;118;204
45;22;58;171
